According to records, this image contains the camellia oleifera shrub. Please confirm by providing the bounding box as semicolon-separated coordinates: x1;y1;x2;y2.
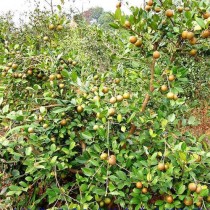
0;0;210;209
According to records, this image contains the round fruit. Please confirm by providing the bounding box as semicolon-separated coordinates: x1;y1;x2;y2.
190;49;197;56
161;85;168;91
124;20;131;28
196;185;202;194
43;124;48;129
135;39;143;47
145;5;151;11
99;201;104;207
154;7;161;12
157;162;165;171
93;96;100;101
184;197;193;206
136;182;143;189
96;112;101;119
59;83;65;89
60;119;67;126
94;75;98;80
189;37;197;45
147;0;153;6
28;127;34;133
165;195;173;203
182;31;188;39
72;61;77;66
129;36;137;44
12;63;18;69
188;183;197;192
7;62;12;67
168;74;175;81
178;7;184;12
201;30;210;38
38;116;43;122
123;92;130;99
187;32;194;40
77;105;83;113
104;197;111;204
100;153;108;160
165;9;174;17
114;78;120;84
43;36;49;41
57;25;63;30
116;1;121;8
116;95;123;102
108;108;116;116
49;74;55;80
142;188;148;194
48;24;54;30
167;92;174;99
207;196;210;202
173;94;178;100
102;86;109;94
153;51;160;59
56;74;62;79
203;12;210;19
93;125;99;130
193;154;201;162
196;201;202;207
108;155;116;165
110;97;117;104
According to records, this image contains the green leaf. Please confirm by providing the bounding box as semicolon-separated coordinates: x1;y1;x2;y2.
50;144;56;152
177;185;186;194
188;116;196;125
195;17;205;29
116;171;127;180
25;147;32;156
168;113;175;122
82;168;94;176
109;23;119;29
81;131;93;140
71;70;77;82
61;70;70;78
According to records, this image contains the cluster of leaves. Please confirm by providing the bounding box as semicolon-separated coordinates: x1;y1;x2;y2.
0;0;210;209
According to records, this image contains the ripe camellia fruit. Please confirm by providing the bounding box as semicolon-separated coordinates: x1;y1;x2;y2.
157;162;165;171
123;92;130;99
104;197;111;204
178;6;184;12
173;94;178;100
102;86;109;94
168;74;175;81
116;1;121;8
135;39;143;47
77;105;83;113
165;9;174;17
60;119;67;126
59;83;65;89
161;85;168;91
49;74;55;80
108;108;116;116
110;97;117;104
136;182;143;189
167;92;174;99
203;12;210;19
142;187;148;194
28;127;34;133
153;51;160;59
184;197;193;206
187;32;194;40
154;7;161;12
114;78;120;84
43;123;48;129
196;185;202;194
129;36;137;44
188;183;197;192
108;155;116;165
147;0;153;6
43;36;49;41
165;195;173;203
190;49;197;56
48;24;55;30
93;125;99;130
182;31;188;39
145;5;152;11
116;95;123;102
100;153;108;160
57;25;63;30
124;20;131;28
12;63;18;69
189;37;197;45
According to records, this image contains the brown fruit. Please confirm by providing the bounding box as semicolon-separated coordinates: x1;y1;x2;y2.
153;51;160;59
108;108;116;116
145;5;152;11
196;185;202;194
189;37;197;45
165;9;174;17
165;195;173;203
108;155;116;165
116;95;123;102
154;7;161;13
190;49;197;56
187;32;194;40
100;153;108;160
178;7;184;12
136;182;143;189
135;39;143;47
184;197;193;206
102;86;109;94
142;188;148;194
56;74;62;79
27;69;33;75
196;201;202;207
116;1;121;8
123;92;130;99
48;24;55;30
173;94;178;100
59;83;65;88
168;74;175;81
201;30;210;38
77;105;83;113
161;85;168;92
203;12;210;19
157;163;165;171
93;96;100;101
129;36;137;44
167;92;174;99
124;20;131;28
188;183;197;192
182;31;188;39
110;97;117;104
72;61;77;66
60;119;67;126
147;0;153;6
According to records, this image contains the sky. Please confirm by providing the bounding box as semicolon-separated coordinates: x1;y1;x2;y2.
0;0;144;24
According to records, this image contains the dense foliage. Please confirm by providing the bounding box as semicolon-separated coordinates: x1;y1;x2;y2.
0;0;210;209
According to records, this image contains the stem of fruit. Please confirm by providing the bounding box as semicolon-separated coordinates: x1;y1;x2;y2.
141;58;156;112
